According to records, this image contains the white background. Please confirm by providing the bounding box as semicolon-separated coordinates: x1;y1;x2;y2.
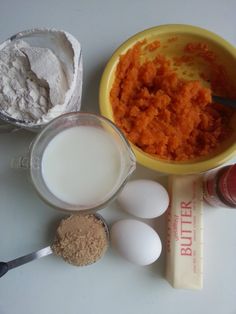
0;1;236;314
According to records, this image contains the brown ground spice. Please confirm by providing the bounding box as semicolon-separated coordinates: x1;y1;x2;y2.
110;40;235;161
52;214;109;266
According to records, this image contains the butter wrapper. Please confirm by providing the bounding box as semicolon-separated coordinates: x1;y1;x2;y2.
166;175;203;290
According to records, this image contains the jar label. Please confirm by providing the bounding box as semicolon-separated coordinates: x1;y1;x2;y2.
219;169;236;206
203;171;226;207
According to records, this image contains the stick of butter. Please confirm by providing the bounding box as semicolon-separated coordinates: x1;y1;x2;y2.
166;175;203;290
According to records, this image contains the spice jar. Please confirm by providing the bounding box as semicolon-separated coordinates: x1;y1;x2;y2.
203;164;236;208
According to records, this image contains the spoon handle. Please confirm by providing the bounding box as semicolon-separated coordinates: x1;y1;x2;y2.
0;262;9;278
212;95;236;108
0;246;53;278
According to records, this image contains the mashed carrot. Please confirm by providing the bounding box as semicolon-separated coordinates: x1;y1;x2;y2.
145;40;161;52
110;41;234;161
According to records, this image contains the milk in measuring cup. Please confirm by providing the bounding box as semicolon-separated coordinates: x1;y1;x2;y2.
41;126;122;205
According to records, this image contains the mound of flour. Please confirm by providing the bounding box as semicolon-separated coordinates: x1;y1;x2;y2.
0;30;81;125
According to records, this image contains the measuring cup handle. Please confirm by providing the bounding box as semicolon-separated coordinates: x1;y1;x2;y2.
0;124;22;134
11;155;30;169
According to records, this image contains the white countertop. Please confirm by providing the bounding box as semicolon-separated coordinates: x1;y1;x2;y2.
0;1;236;313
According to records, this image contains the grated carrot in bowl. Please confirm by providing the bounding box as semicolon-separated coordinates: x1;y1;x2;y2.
110;41;234;161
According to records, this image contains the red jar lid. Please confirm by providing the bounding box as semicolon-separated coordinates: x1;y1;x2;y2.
219;164;236;205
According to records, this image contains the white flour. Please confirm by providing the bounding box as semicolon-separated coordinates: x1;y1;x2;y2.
0;29;82;126
0;40;51;122
21;46;69;107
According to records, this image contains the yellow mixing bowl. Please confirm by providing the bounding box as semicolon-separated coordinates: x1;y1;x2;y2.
99;24;236;174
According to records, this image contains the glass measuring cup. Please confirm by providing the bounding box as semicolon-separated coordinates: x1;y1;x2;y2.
13;112;136;212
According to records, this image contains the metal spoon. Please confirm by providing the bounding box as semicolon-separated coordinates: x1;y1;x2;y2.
0;214;109;278
212;95;236;109
0;246;52;278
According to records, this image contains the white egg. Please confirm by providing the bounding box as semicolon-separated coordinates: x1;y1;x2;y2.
117;179;169;219
111;219;162;266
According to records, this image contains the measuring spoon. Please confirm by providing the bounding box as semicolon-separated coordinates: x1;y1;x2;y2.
0;214;109;278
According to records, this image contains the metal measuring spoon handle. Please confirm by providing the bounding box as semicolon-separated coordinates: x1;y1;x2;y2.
0;246;52;278
0;262;8;277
